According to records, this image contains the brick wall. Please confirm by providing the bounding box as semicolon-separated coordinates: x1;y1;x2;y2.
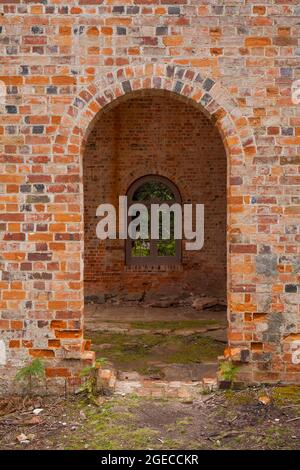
83;91;227;299
0;0;299;391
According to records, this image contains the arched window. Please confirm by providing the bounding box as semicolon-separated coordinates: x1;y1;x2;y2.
126;175;181;266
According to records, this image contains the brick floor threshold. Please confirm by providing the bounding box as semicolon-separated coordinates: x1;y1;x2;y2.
98;368;218;399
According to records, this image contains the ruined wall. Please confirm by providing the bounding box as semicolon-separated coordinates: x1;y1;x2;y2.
0;0;299;391
83;91;227;300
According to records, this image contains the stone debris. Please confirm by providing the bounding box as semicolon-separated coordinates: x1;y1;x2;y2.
85;294;106;305
84;292;227;311
146;298;179;308
97;368;117;393
16;433;30;444
192;297;220;310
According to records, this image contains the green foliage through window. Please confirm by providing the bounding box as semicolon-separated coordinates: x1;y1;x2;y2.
133;181;175;202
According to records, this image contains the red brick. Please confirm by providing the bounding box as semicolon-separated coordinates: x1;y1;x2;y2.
45;368;71;378
29;349;55;358
0;3;298;392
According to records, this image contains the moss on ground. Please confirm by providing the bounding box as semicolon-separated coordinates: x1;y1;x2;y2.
65;396;184;450
62;389;300;450
3;388;300;450
224;389;257;405
87;330;224;374
129;319;219;330
271;385;300;406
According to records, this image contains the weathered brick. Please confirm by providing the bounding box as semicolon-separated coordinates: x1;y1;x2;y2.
29;349;55;358
0;0;298;393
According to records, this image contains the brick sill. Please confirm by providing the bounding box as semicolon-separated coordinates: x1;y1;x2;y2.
125;264;183;273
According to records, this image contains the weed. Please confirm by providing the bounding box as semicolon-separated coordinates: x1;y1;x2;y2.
219;360;240;383
79;359;107;403
15;359;45;396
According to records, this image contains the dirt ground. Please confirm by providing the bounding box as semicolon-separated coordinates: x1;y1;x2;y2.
2;304;299;450
1;386;300;450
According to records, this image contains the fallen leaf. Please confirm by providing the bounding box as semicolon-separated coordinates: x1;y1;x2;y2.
23;416;42;425
258;395;270;405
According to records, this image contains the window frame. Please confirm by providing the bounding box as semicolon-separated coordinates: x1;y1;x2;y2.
125;175;182;266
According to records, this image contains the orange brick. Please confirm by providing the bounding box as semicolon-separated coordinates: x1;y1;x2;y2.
48;339;61;348
245;37;271;47
11;321;23;330
45;367;71;378
50;320;67;329
48;301;67;310
163;36;183;47
29;349;55;358
52;76;76;85
101;27;113;35
55;330;82;339
3;291;25;300
0;320;9;329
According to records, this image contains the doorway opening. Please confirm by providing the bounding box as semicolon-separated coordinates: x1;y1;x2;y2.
83;89;227;387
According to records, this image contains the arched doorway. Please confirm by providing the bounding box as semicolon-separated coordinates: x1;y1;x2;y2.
83;89;227;383
52;63;256;387
83;89;227;300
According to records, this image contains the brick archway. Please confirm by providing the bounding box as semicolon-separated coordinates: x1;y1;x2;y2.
54;63;256;162
52;63;257;376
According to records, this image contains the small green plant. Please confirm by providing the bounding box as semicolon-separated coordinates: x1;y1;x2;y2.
80;366;97;401
79;358;107;403
219;360;240;383
95;357;108;367
15;358;45;395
